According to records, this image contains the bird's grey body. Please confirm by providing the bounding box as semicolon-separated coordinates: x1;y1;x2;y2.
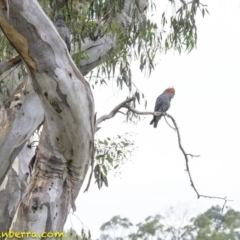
55;14;71;52
150;88;175;128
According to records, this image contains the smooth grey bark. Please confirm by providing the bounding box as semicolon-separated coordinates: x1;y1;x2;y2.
0;0;149;188
0;0;149;236
0;0;94;237
0;139;34;232
0;78;43;185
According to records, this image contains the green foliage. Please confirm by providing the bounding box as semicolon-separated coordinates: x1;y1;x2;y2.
38;1;210;103
0;63;26;103
94;133;135;189
100;216;133;231
1;0;209;108
88;1;161;102
86;0;209;119
98;205;240;240
162;0;209;54
98;216;133;240
88;0;125;21
64;228;91;240
0;29;17;59
0;26;25;101
191;206;240;240
129;215;164;240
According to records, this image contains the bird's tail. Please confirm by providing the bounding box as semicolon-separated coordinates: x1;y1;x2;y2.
154;119;159;128
150;116;164;128
150;116;155;125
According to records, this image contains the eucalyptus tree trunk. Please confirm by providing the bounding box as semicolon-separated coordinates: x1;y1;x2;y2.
0;0;148;237
0;0;95;237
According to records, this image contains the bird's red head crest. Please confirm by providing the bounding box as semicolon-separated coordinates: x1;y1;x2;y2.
166;87;175;96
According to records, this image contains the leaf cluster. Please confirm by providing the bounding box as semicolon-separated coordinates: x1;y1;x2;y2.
94;133;135;189
0;0;210;124
64;228;91;240
162;0;209;53
98;205;240;240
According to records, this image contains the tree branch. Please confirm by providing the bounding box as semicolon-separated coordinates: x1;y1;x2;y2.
77;0;149;75
164;113;233;209
0;1;95;231
96;98;233;210
96;97;136;129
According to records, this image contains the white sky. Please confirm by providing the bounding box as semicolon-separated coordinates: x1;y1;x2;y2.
65;0;240;238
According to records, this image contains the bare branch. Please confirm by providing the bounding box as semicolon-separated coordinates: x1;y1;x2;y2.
222;200;228;212
95;98;165;131
124;104;163;116
186;153;200;157
163;115;176;130
97;98;233;209
96;97;136;128
162;113;232;208
165;114;200;194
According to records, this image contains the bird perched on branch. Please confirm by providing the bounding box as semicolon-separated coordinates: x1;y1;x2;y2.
54;14;71;52
150;87;175;128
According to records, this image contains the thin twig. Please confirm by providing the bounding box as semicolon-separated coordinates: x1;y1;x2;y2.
221;199;228;212
186;153;200;158
179;0;188;10
163;115;176;130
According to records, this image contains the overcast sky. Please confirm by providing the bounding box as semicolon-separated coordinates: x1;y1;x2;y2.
65;0;240;238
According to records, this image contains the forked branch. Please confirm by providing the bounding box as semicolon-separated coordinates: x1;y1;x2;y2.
96;97;136;129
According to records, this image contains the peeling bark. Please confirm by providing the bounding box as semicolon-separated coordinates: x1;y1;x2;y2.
0;0;94;236
0;77;44;185
0;0;149;236
0;139;34;232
